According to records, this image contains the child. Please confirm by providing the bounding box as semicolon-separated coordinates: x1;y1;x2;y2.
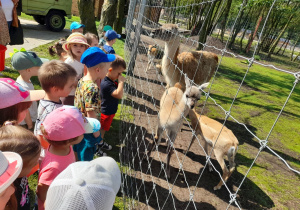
103;30;121;54
48;38;67;61
37;106;100;210
85;32;99;47
11;49;48;131
74;47;115;160
0;124;41;210
99;25;113;47
34;60;77;150
70;21;85;33
99;56;126;142
62;33;90;105
0;78;45;126
0;151;23;210
45;156;121;210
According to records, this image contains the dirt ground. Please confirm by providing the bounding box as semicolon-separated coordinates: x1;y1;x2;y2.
120;35;299;210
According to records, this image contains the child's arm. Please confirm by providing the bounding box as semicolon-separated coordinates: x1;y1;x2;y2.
87;110;100;138
36;183;49;204
111;75;125;99
24;111;33;130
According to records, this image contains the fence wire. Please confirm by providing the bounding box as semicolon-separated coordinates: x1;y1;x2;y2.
120;0;300;209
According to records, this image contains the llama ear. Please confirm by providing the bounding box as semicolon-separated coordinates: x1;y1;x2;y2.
199;82;209;90
185;75;191;88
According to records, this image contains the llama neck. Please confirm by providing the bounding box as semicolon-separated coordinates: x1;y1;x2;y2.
164;36;181;61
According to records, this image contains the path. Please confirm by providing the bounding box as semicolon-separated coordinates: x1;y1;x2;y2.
5;18;70;58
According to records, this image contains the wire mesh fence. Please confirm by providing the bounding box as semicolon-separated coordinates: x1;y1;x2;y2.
120;0;300;209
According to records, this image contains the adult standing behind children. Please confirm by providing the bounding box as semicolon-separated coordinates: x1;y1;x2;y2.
34;60;77;150
62;33;90;105
95;56;126;156
11;49;48;131
103;30;121;54
74;47;115;160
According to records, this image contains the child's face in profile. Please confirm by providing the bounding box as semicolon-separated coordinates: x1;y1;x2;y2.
58;76;76;97
29;66;40;76
72;28;84;34
108;67;124;81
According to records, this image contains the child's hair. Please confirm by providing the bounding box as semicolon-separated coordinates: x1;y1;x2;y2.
40;124;81;147
0;124;41;170
38;60;77;92
85;32;99;46
49;38;66;57
111;55;126;70
0;102;32;126
104;36;111;42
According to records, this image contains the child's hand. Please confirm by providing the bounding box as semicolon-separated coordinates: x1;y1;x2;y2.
118;75;125;83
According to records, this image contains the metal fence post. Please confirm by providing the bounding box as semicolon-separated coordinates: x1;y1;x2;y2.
127;0;147;75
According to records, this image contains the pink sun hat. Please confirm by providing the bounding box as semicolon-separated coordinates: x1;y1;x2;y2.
63;32;90;51
0;78;45;109
0;151;23;194
41;106;101;141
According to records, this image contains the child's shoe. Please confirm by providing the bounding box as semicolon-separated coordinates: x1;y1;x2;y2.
95;148;107;157
99;141;112;150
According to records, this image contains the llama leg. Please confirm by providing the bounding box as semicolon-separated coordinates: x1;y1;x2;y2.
226;146;237;181
146;58;151;72
214;151;228;190
166;130;177;179
202;134;213;172
147;124;163;157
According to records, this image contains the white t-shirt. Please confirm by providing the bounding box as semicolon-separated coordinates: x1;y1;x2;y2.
16;77;38;125
64;57;85;96
1;0;14;21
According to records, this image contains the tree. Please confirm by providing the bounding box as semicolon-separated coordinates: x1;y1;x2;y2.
114;0;125;34
98;0;118;36
78;0;97;34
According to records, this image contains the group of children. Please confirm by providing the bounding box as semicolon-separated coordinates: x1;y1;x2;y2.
0;21;125;209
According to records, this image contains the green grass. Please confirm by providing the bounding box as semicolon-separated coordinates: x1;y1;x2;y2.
196;55;300;208
2;39;128;209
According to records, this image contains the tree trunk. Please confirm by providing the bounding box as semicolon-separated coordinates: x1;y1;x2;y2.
282;38;289;55
78;0;97;34
197;1;217;50
292;51;300;62
246;9;263;53
98;0;117;36
220;0;232;43
290;36;299;60
228;3;248;49
276;36;289;55
113;0;125;34
267;14;294;58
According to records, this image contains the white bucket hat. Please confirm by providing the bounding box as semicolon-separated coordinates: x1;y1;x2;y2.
0;151;23;194
45;157;121;210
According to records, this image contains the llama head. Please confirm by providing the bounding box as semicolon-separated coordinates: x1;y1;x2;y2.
184;76;209;109
150;24;178;41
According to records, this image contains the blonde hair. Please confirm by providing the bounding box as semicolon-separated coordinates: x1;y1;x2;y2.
0;124;41;170
38;60;77;92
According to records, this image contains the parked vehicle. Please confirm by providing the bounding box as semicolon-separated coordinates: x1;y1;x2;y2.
17;0;72;32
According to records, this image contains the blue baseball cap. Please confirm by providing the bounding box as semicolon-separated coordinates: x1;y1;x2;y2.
70;22;85;31
105;30;121;41
81;47;116;68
